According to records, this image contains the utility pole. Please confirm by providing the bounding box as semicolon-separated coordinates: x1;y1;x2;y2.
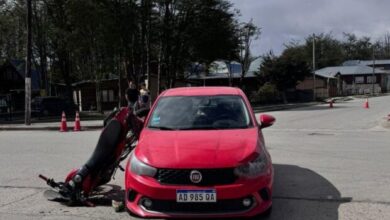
312;33;316;101
228;61;232;87
25;0;32;125
224;60;233;87
372;45;375;95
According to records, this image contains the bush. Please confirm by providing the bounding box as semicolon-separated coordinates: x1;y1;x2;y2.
250;83;281;104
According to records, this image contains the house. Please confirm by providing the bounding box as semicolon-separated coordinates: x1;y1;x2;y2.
186;60;258;90
72;77;128;112
343;59;390;91
0;60;41;93
296;75;334;99
0;60;41;111
311;65;389;97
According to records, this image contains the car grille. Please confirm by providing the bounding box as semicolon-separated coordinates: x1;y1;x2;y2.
154;168;237;186
141;197;254;214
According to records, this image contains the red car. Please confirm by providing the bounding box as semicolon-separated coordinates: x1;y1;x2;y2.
125;87;275;218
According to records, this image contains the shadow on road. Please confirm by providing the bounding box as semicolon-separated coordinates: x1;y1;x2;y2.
265;164;352;220
88;184;124;206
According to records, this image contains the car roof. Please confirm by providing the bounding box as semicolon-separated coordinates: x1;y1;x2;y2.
161;87;242;97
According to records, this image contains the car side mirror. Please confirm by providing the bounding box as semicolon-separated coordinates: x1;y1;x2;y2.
259;114;275;129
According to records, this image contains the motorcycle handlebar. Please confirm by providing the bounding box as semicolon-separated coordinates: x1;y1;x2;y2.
39;174;60;188
39;174;48;181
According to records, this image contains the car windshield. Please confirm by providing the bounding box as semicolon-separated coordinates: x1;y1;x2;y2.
147;95;252;130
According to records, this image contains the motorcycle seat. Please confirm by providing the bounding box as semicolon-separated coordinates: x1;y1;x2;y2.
85;120;122;172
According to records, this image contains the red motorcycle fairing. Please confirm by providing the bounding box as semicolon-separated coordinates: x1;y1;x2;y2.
113;107;130;159
65;169;94;195
40;106;147;206
64;107;130;195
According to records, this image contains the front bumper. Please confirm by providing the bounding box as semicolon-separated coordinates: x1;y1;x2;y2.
125;164;273;218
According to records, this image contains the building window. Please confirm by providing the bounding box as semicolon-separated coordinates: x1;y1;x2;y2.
102;90;108;102
355;76;364;84
109;90;114;102
102;90;115;102
73;91;79;104
366;76;376;84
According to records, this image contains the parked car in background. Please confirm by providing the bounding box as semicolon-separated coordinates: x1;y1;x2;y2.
32;97;77;117
125;87;275;218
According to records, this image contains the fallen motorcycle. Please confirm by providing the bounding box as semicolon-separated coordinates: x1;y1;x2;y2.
39;107;148;206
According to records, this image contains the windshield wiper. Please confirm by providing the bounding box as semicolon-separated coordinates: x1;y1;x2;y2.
148;126;176;130
214;125;249;129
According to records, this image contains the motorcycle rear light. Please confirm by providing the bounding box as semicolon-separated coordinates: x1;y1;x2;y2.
259;188;270;201
127;189;138;202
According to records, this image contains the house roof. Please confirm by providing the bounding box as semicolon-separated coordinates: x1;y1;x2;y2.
343;59;390;66
315;65;388;79
72;78;119;86
1;60;41;91
247;57;262;73
72;80;95;86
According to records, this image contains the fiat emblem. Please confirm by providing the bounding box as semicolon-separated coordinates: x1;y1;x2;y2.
190;170;202;183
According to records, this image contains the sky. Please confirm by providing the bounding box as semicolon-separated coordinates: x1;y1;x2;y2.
229;0;390;56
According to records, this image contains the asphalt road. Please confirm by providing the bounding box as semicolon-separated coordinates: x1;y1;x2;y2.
0;96;389;219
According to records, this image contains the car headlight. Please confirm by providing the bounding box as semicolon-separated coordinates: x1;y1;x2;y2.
130;153;157;177
234;152;268;178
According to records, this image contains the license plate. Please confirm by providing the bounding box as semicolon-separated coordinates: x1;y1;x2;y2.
176;189;217;203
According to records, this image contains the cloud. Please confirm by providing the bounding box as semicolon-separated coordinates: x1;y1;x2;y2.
230;0;390;56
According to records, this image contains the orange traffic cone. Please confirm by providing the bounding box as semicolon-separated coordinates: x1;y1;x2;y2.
329;99;334;108
60;111;68;132
74;111;81;131
363;98;369;109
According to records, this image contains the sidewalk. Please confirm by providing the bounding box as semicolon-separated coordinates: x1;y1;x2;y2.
0;111;106;131
0;120;103;131
252;102;321;113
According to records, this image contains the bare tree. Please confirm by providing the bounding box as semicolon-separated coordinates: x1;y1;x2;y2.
238;19;260;87
384;33;390;58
